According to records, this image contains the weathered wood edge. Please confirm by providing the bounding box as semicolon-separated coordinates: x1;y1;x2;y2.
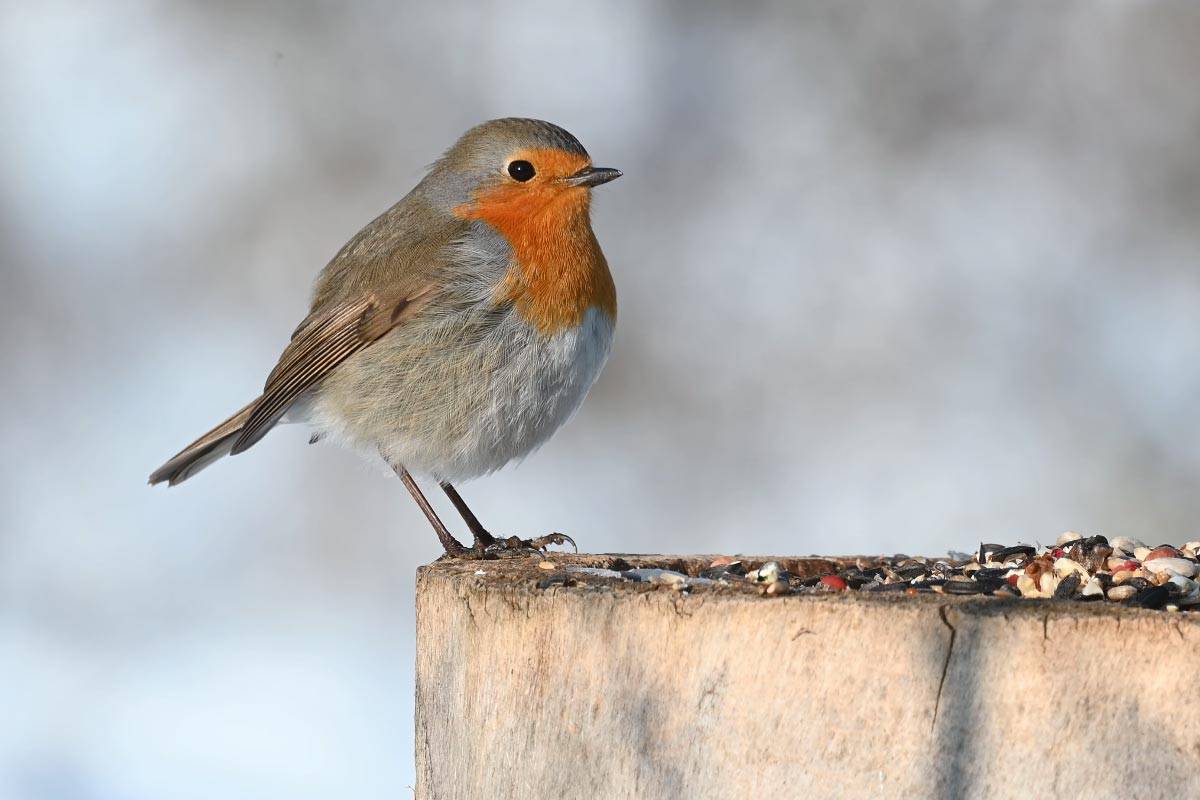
415;552;1200;627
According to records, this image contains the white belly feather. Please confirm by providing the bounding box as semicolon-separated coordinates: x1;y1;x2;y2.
438;305;614;479
303;304;614;482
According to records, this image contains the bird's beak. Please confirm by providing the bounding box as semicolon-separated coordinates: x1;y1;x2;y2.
563;166;623;188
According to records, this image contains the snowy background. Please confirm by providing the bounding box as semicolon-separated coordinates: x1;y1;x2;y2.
3;1;1200;797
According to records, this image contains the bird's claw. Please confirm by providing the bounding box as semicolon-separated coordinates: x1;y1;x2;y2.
526;532;577;553
469;531;577;558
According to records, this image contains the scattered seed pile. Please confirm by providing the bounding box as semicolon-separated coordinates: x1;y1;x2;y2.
746;533;1200;611
553;533;1200;612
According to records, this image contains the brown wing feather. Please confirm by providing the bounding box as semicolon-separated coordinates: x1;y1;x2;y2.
230;286;433;454
148;398;260;486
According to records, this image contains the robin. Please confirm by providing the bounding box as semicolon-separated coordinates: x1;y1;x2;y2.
149;118;621;557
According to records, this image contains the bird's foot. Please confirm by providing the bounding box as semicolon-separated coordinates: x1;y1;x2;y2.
465;530;578;559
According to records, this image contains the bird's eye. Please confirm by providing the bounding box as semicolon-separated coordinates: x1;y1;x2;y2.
507;160;535;182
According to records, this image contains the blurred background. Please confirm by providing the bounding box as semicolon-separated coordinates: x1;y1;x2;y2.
3;0;1200;796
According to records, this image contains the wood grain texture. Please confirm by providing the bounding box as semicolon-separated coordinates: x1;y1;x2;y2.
415;555;1200;800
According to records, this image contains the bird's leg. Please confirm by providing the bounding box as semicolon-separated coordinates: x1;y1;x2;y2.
439;481;498;549
440;481;577;554
388;461;467;557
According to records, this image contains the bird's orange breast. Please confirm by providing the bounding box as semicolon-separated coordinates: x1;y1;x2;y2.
454;150;617;335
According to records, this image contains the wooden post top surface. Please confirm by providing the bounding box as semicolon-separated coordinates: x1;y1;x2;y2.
417;552;1200;626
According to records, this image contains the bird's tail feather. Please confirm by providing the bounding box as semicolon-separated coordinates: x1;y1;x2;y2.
148;398;261;486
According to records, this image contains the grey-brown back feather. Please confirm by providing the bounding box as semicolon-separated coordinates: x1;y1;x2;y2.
150;193;458;486
148;118;579;487
230;286;432;454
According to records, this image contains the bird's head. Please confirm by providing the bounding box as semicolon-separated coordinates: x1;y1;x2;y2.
422;118;621;232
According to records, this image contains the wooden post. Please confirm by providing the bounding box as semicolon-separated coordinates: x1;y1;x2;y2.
415;554;1200;800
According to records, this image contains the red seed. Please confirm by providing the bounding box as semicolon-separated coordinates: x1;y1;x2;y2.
1111;560;1139;573
820;575;848;591
1052;548;1065;559
1007;574;1020;586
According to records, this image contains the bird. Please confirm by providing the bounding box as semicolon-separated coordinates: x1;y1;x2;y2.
149;118;621;557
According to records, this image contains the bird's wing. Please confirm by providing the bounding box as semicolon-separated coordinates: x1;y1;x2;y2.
230;284;434;454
